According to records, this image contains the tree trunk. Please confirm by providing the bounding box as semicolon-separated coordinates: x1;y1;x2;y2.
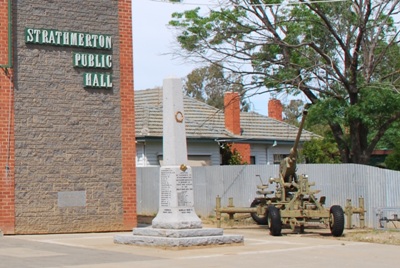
349;118;370;164
329;122;350;163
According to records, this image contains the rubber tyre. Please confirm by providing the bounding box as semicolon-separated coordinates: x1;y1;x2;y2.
250;199;268;225
267;206;282;236
329;205;345;237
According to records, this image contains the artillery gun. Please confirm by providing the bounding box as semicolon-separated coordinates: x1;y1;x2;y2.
250;106;345;236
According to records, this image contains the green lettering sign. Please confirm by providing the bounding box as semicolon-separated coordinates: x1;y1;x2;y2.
83;73;113;88
73;53;112;69
25;28;112;50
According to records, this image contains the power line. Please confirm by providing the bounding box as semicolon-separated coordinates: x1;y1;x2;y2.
148;0;349;8
148;0;218;7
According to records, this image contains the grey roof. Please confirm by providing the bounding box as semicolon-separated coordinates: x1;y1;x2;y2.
135;88;317;143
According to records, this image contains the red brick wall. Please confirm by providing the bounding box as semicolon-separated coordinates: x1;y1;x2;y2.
0;1;9;65
119;0;137;229
0;0;15;234
224;92;250;164
268;99;283;121
231;143;251;164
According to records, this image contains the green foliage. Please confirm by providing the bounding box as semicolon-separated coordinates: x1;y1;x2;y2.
306;98;347;127
220;143;247;165
283;100;340;163
184;64;249;111
385;142;400;171
169;1;400;164
283;99;305;127
347;85;400;128
302;138;341;164
377;121;400;150
184;64;224;106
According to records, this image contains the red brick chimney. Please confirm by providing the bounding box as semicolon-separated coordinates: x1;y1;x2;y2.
224;92;241;134
224;92;251;164
268;99;283;121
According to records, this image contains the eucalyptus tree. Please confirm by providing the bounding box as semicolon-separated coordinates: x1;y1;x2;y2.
169;0;400;164
184;64;250;111
283;99;304;126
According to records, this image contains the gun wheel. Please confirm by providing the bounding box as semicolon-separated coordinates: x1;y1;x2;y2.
329;205;345;237
250;199;268;225
267;205;282;236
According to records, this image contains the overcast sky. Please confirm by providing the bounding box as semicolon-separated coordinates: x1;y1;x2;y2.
131;1;201;89
131;0;270;116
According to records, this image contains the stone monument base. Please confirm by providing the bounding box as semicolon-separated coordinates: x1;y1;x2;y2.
114;227;244;249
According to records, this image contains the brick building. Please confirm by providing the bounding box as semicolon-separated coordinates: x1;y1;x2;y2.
0;0;136;234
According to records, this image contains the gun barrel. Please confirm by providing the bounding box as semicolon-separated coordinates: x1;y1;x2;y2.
291;109;308;156
280;105;310;182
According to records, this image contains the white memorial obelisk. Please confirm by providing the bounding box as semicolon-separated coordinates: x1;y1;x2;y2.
114;77;243;248
151;77;202;229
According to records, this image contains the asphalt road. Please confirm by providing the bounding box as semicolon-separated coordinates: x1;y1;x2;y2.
0;226;399;268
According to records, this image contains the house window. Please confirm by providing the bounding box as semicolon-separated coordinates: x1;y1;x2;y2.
250;156;256;165
273;154;289;164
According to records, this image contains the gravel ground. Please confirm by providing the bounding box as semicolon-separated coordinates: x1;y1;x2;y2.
208;217;400;246
338;229;400;245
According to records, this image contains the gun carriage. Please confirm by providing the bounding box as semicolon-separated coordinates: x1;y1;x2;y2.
217;106;345;236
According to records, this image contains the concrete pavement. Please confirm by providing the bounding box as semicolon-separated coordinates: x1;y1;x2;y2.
0;225;399;268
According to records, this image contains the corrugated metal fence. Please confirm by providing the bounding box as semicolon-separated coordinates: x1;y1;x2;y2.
137;164;400;227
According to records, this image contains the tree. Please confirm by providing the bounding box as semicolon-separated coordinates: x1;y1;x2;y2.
301;138;341;164
220;143;247;165
376;121;400;150
282;99;341;163
283;99;304;126
169;0;400;164
184;64;250;111
385;142;400;170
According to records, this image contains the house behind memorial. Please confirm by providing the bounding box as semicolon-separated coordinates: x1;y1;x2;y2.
135;88;317;166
